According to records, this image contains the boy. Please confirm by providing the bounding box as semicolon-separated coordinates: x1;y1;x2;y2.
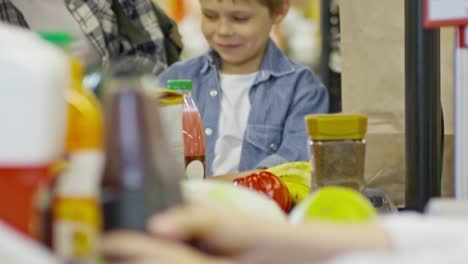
159;0;329;177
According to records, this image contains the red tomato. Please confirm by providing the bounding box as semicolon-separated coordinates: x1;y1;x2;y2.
233;171;292;213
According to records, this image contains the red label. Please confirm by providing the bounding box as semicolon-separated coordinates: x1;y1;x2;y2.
0;166;50;240
424;0;468;28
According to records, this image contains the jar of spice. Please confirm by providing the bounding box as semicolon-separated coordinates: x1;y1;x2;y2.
305;114;368;191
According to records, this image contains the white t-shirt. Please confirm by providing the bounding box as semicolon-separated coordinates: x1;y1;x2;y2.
211;72;257;175
13;0;101;67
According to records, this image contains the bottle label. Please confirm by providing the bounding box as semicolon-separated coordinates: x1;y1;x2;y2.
0;166;50;240
53;197;101;261
186;160;204;180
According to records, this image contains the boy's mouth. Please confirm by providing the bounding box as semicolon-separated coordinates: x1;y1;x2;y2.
217;43;241;50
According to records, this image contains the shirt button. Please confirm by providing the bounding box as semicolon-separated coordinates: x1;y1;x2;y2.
270;144;277;150
205;128;213;136
210;90;218;97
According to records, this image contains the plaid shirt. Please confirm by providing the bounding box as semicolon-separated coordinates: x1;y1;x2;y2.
0;0;176;73
0;0;28;27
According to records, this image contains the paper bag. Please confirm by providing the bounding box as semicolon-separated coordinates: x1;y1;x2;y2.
340;0;454;206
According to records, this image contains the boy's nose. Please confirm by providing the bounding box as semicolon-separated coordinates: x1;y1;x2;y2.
217;20;234;36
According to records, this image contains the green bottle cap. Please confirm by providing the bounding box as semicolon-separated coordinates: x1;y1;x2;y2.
37;31;73;49
167;80;192;91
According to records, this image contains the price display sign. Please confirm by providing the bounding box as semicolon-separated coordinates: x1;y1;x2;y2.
424;0;468;28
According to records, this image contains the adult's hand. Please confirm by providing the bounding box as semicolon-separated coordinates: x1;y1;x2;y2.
101;230;232;264
147;204;392;264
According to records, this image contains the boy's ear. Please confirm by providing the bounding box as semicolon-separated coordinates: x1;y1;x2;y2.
273;0;290;24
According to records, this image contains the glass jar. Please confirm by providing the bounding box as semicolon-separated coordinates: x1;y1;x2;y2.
305;114;368;191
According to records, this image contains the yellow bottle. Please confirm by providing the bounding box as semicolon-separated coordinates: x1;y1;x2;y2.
65;57;104;152
53;57;104;262
39;31;104;262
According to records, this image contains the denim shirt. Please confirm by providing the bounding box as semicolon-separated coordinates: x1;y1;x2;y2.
159;40;329;176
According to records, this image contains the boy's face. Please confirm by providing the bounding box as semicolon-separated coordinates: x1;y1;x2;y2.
200;0;285;73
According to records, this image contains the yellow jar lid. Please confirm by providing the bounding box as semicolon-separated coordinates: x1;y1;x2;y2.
305;114;368;140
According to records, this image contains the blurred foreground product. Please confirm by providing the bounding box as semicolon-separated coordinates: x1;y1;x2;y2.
101;59;184;231
0;222;59;264
289;186;377;224
182;180;286;220
0;24;67;240
167;80;206;180
39;31;104;261
305;114;368;192
47;34;104;262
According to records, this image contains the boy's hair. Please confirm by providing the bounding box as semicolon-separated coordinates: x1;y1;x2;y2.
220;0;283;14
256;0;283;13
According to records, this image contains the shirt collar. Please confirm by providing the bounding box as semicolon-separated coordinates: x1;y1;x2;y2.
201;39;295;83
201;48;219;73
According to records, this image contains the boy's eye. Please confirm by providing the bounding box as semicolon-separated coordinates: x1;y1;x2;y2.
202;12;218;20
233;16;250;22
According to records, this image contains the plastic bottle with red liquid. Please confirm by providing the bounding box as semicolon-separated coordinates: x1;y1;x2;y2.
167;80;206;180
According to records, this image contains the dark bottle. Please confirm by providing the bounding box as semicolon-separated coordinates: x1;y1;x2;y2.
101;62;184;231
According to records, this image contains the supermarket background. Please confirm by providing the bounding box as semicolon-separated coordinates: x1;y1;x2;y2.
158;0;323;71
157;0;456;207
